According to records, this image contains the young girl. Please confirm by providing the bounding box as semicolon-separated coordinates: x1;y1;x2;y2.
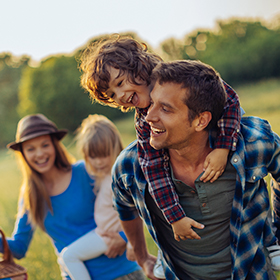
59;114;143;280
1;113;143;280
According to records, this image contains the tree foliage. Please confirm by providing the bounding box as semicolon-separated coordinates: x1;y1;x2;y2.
0;54;29;146
160;19;280;85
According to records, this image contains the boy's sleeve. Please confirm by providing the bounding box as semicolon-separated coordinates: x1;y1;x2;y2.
135;109;186;224
215;81;242;151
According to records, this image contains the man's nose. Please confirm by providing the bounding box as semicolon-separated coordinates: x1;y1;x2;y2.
146;105;156;123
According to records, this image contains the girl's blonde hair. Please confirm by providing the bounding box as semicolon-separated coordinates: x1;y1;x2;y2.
16;136;75;230
76;114;123;179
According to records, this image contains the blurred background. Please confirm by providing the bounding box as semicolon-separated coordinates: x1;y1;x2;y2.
1;0;280;279
0;0;280;148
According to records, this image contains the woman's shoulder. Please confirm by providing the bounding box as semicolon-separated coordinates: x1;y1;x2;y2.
72;159;86;171
71;160;94;183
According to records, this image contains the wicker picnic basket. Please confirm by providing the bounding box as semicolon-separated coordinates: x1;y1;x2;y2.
0;228;27;279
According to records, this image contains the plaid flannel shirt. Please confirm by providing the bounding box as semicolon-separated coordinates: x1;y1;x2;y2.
135;81;241;223
112;116;280;280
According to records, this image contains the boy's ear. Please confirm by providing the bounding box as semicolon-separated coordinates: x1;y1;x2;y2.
194;112;212;131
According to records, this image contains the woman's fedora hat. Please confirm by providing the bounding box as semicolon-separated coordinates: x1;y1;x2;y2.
7;114;68;151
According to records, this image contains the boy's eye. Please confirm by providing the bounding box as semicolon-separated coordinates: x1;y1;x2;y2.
117;80;123;86
107;92;114;99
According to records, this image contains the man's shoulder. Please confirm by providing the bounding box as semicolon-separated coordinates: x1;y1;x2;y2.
114;140;139;171
118;140;138;159
240;116;275;142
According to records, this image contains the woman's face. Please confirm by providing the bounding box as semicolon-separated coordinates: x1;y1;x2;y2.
22;134;56;174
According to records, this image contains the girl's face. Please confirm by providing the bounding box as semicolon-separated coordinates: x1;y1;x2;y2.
22;134;56;175
87;155;112;175
106;67;151;109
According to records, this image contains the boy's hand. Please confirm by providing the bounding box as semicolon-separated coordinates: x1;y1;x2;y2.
200;148;229;183
171;217;204;242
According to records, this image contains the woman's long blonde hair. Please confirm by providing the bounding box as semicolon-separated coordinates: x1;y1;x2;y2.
16;136;75;230
75;114;123;186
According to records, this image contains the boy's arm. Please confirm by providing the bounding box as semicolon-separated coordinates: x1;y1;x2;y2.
135;109;204;240
215;81;241;151
135;109;185;224
200;81;241;182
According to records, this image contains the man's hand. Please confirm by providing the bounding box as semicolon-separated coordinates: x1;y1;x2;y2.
102;231;126;258
141;254;163;280
200;148;229;183
171;217;204;242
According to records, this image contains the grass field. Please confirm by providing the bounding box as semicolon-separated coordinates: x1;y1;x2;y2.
0;78;280;279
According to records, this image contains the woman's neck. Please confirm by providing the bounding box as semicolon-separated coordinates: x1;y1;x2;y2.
42;166;72;196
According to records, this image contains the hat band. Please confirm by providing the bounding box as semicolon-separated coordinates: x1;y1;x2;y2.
17;123;57;141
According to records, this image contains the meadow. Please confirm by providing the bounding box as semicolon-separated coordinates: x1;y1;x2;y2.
0;78;280;279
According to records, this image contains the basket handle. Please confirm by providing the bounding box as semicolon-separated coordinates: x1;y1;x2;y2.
0;228;15;264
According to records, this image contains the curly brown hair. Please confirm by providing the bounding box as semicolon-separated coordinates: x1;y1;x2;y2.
79;35;162;111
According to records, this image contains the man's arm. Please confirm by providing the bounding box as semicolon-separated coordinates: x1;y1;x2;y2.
120;217;159;280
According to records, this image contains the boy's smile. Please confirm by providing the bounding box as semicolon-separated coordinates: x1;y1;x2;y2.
106;67;151;109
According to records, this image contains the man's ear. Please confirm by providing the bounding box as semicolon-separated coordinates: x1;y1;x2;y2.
194;112;212;131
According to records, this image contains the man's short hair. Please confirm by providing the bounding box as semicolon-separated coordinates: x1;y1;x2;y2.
151;60;227;130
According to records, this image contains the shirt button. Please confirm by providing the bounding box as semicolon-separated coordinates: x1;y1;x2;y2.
237;129;240;133
233;142;236;147
252;176;256;180
202;203;207;207
233;158;238;163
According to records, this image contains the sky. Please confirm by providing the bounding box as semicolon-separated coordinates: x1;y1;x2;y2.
1;0;280;62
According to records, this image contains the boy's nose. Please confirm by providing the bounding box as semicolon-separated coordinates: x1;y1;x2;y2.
114;89;125;103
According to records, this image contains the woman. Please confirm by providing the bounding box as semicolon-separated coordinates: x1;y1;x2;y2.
0;114;144;280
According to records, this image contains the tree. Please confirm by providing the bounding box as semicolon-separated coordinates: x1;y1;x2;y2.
0;53;30;146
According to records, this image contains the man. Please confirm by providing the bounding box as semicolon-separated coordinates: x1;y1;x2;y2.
112;60;280;279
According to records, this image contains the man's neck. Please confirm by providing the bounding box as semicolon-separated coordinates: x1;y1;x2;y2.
169;138;212;188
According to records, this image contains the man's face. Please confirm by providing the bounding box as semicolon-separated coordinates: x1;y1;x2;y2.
146;81;196;151
106;67;151;109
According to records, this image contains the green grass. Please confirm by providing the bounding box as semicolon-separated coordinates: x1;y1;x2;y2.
1;78;280;279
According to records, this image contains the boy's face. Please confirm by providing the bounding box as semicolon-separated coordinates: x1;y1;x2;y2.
106;67;151;109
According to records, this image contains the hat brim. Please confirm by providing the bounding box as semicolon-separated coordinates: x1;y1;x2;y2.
7;130;68;151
